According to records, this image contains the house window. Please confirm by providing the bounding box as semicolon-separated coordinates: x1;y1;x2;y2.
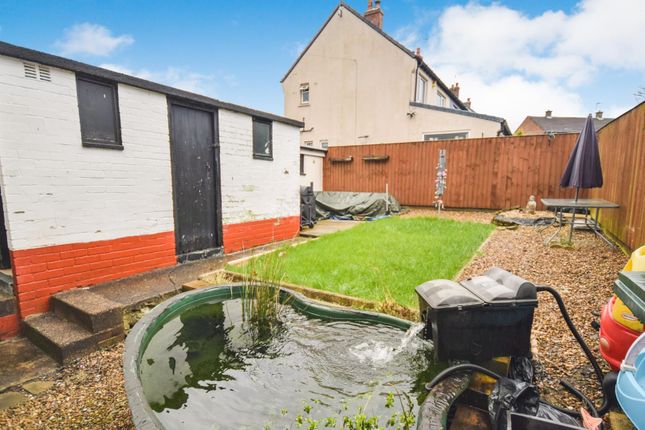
415;76;427;103
423;131;468;141
300;154;306;176
77;76;122;149
437;91;446;107
300;83;310;105
304;140;313;146
252;118;273;160
320;139;328;149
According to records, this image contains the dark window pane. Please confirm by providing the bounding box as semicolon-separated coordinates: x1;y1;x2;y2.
300;154;305;175
77;77;121;148
253;119;272;159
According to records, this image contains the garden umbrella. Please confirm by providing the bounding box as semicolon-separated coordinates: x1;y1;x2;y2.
560;114;603;240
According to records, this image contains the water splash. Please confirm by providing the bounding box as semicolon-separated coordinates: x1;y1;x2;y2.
350;323;426;365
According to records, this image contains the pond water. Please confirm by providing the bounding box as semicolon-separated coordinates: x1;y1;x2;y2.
140;298;443;429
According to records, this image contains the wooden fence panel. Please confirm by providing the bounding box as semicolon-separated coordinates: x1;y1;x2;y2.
591;102;645;250
323;134;580;210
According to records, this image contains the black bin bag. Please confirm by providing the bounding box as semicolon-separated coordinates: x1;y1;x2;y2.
488;377;540;430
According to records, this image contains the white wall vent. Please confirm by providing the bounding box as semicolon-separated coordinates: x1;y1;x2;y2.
23;62;52;81
24;62;38;79
38;65;51;81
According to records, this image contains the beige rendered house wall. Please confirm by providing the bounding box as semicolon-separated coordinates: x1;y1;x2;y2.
282;5;503;147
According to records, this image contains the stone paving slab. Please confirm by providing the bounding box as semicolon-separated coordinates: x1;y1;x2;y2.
299;220;361;238
0;391;28;411
0;338;57;392
22;380;54;395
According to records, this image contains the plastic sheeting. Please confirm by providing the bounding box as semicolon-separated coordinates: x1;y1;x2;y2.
488;377;540;430
315;191;401;220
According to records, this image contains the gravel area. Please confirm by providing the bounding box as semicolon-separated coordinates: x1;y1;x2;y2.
0;344;133;430
459;224;625;410
0;212;627;428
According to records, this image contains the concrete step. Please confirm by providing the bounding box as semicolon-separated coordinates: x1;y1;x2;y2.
23;313;97;364
51;289;124;335
0;291;16;317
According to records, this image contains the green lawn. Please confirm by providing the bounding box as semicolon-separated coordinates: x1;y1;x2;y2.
231;217;494;308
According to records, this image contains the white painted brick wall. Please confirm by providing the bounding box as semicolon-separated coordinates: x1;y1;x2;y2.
219;109;300;225
0;55;174;250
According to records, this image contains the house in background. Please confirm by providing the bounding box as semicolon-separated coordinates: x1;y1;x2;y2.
282;1;510;189
0;41;302;339
515;110;614;135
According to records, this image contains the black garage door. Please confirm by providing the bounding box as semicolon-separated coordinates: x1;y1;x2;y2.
169;102;222;260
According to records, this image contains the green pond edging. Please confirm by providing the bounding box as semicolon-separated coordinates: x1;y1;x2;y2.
123;283;415;430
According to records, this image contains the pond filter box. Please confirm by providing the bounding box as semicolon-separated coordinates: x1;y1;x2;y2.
416;267;537;361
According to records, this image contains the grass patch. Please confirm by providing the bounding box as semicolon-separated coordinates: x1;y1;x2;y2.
229;217;494;308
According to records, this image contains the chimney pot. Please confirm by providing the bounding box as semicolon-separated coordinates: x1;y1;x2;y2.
545;110;552;118
364;0;384;29
595;110;603;119
450;82;460;98
464;98;472;110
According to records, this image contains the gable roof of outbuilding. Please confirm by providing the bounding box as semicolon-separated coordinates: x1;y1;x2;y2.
0;41;303;127
280;2;468;111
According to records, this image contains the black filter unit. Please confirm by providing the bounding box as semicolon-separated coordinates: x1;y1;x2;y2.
300;184;316;228
416;267;537;361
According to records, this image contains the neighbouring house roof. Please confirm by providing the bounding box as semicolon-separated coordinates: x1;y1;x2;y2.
410;102;512;136
280;2;467;111
522;116;614;134
0;41;304;128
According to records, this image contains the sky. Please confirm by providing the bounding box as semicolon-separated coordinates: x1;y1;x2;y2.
1;0;643;130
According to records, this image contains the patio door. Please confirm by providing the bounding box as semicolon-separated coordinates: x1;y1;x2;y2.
169;102;222;261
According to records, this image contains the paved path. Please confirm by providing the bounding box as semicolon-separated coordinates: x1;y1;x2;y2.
299;219;362;238
0;237;304;393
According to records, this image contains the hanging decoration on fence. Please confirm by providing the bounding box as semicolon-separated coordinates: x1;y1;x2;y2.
433;149;447;212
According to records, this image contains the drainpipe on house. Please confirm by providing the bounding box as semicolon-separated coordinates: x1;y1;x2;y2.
413;48;422;103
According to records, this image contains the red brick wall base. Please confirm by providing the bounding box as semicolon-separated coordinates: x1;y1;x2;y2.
0;314;20;340
223;216;300;253
11;231;176;318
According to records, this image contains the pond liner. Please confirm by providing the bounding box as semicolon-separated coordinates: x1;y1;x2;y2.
123;283;415;430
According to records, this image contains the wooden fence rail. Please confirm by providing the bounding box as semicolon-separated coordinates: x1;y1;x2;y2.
322;102;645;249
323;134;580;210
591;102;645;250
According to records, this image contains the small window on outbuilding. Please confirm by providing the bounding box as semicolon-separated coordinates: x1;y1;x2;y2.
300;154;306;176
252;118;273;160
76;76;122;149
300;83;310;105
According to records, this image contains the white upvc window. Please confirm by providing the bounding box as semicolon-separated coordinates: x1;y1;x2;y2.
300;83;310;105
415;75;427;103
437;91;446;107
423;131;469;141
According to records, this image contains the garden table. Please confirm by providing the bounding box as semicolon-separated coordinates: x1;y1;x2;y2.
540;198;619;247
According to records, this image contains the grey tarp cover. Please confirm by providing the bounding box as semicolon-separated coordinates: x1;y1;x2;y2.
315;191;401;220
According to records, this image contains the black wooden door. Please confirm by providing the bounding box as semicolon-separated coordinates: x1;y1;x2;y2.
170;103;221;258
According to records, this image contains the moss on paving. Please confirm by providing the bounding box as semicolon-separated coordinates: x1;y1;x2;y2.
230;217;494;308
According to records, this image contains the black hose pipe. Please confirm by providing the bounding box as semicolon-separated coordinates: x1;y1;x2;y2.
424;363;504;391
535;285;610;416
424;363;582;417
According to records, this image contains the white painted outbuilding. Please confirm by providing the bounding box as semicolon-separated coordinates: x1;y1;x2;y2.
0;42;303;337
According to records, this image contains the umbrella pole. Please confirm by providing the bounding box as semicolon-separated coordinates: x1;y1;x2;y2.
568;188;579;242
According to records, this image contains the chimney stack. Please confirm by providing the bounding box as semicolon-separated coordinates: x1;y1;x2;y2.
545;110;552;118
450;82;460;99
464;98;472;110
595;110;603;119
364;0;384;29
415;47;422;59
